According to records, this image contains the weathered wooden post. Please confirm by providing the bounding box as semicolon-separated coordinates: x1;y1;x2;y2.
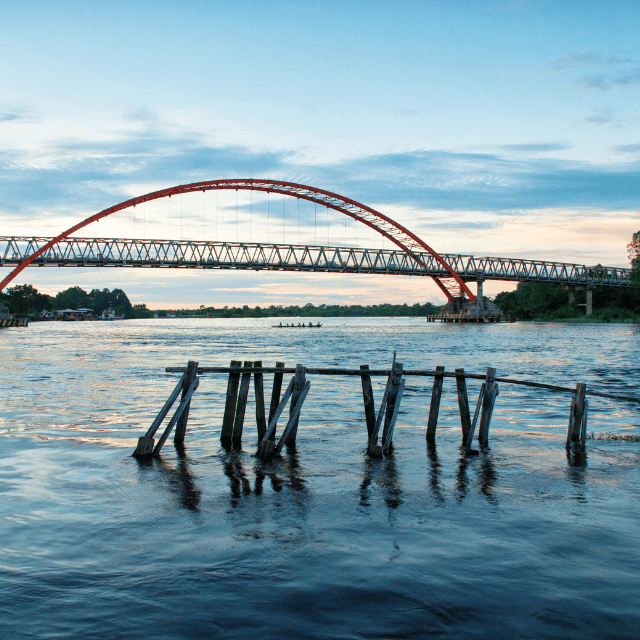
455;368;472;445
253;360;267;443
232;361;253;448
285;365;306;445
360;364;376;439
566;382;587;446
426;365;445;444
269;361;285;427
133;372;186;457
368;353;404;456
174;360;199;443
220;360;242;448
478;367;498;447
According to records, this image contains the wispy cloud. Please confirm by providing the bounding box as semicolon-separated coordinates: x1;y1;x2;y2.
1;129;639;230
0;103;37;123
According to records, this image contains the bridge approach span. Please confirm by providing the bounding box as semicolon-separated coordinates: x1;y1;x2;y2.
1;237;631;288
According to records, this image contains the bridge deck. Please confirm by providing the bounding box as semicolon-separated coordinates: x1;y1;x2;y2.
0;236;632;287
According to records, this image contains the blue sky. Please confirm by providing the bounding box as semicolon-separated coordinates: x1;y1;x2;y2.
1;0;639;308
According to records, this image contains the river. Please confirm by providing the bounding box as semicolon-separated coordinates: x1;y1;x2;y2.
2;318;639;639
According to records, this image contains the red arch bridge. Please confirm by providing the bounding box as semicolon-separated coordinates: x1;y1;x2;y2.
0;179;631;316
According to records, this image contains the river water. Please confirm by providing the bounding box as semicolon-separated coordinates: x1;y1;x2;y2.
2;318;639;639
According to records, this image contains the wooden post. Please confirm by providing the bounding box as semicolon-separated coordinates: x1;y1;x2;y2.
133;373;186;458
567;382;587;445
360;364;376;439
426;365;445;444
285;365;306;445
269;361;285;431
465;383;485;449
478;367;496;447
232;361;253;447
253;360;267;443
382;379;405;454
580;400;589;445
368;352;396;455
153;377;200;456
257;377;294;458
220;360;242;447
382;362;403;448
455;368;472;445
174;360;199;443
275;380;311;455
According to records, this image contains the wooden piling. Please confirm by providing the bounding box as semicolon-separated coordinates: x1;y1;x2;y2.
478;367;497;447
133;373;186;458
360;365;376;439
426;365;445;444
368;353;396;454
285;365;306;445
269;361;285;430
253;360;267;443
220;360;242;447
465;382;484;450
567;382;587;446
232;361;253;447
174;360;199;443
257;378;294;458
382;361;403;450
455;368;472;445
275;379;311;455
153;377;200;456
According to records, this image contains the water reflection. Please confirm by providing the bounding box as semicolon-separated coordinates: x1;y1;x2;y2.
135;445;202;512
222;446;307;507
566;444;588;503
454;447;498;504
360;452;403;510
426;444;446;504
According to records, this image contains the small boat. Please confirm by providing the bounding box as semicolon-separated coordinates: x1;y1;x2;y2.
272;322;322;328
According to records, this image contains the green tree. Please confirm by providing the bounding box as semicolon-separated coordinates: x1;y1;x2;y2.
2;284;54;315
628;231;640;287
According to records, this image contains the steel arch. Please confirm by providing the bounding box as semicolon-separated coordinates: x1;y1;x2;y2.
0;179;475;301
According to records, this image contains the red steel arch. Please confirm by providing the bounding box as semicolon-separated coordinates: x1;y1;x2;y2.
0;179;475;301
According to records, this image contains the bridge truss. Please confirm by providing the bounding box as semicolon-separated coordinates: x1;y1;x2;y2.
0;237;631;288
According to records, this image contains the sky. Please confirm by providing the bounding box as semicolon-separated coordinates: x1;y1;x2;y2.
1;0;639;309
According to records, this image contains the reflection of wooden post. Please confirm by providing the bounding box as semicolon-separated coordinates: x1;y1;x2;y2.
455;368;472;445
253;360;267;443
478;367;496;447
285;365;306;445
426;366;445;444
175;360;199;443
220;360;242;447
360;365;376;439
232;361;253;447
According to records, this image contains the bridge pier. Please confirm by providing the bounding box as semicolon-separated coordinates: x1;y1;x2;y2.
586;288;593;316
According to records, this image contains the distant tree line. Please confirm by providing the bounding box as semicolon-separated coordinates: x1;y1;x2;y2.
0;284;153;319
0;283;441;320
179;302;443;318
494;281;640;322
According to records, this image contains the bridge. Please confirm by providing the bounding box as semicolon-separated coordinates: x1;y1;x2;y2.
0;179;631;319
0;236;632;290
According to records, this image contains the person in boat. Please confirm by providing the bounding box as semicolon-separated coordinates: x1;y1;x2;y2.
316;322;321;327
279;322;282;327
309;322;312;327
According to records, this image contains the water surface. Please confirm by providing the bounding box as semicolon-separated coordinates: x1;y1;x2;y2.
2;318;639;638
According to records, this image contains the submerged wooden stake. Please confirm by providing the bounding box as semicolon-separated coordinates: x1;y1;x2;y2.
174;360;199;443
253;360;267;443
220;360;242;448
567;382;587;447
285;365;306;445
360;364;376;439
153;377;200;456
455;368;472;445
133;373;186;458
231;360;253;447
478;367;497;447
426;365;445;444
